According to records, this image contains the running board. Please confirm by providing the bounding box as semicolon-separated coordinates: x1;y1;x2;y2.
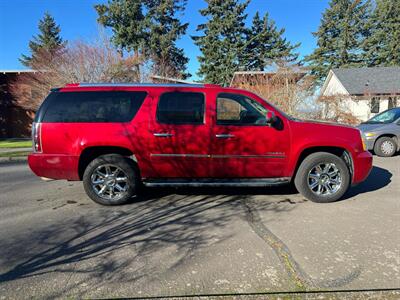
143;177;291;188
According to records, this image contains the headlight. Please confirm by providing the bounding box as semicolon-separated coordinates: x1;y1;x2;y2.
365;132;376;137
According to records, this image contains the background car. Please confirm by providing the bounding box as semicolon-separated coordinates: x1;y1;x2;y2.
358;107;400;157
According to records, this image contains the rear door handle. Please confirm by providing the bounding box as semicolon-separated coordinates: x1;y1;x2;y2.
215;134;235;139
153;133;174;138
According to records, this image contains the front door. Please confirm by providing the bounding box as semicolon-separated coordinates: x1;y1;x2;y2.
210;92;290;178
147;90;211;178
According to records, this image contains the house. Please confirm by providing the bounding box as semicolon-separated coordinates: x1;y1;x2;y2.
320;67;400;122
0;70;36;138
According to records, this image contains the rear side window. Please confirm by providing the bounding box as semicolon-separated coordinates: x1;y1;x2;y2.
157;92;205;125
39;91;147;123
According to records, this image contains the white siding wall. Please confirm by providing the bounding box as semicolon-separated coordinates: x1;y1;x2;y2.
343;98;390;121
322;74;348;96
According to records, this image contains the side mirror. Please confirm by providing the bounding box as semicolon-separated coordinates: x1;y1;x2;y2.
265;111;277;125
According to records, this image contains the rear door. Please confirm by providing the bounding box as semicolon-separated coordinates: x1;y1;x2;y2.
147;89;212;178
210;91;290;178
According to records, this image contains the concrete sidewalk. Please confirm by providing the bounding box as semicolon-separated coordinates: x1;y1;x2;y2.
0;147;31;154
0;148;30;163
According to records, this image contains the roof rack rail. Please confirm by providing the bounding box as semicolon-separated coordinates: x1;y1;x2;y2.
64;82;207;88
63;82;223;88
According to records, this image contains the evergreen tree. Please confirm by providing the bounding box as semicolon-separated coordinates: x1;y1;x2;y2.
363;0;400;66
95;0;148;54
20;12;66;67
193;0;249;86
95;0;189;78
242;12;299;71
304;0;371;84
147;0;189;78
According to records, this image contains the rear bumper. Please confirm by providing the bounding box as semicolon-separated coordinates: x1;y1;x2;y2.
28;153;80;181
352;150;373;185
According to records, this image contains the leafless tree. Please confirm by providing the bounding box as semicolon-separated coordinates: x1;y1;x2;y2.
231;62;319;119
11;35;149;111
318;94;361;125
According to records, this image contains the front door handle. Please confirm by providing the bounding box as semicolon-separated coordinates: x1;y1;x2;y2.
215;134;235;139
153;133;174;138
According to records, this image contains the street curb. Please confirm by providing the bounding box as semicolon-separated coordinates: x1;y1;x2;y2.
0;157;28;164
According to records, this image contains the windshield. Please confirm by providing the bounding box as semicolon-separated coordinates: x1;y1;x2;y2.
364;108;400;124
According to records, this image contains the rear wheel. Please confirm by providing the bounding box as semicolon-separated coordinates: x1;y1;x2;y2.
294;152;350;203
374;136;397;157
83;154;138;205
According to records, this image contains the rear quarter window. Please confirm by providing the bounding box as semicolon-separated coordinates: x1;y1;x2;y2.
38;91;147;123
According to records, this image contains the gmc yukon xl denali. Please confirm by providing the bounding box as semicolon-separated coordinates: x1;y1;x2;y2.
28;83;373;205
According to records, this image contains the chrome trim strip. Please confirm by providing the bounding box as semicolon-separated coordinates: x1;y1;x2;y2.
151;154;210;158
150;154;286;159
211;154;285;159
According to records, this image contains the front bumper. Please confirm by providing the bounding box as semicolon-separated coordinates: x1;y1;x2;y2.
28;153;80;181
365;136;376;151
352;150;373;185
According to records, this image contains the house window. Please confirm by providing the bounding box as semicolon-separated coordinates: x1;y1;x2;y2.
388;97;397;109
370;97;380;113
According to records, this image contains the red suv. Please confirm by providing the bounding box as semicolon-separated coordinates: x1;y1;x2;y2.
28;83;372;205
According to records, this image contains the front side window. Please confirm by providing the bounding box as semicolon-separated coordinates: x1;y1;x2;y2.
216;93;268;125
41;91;147;123
157;92;205;125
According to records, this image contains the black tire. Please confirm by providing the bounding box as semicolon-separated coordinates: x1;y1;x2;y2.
374;136;397;157
83;154;138;205
294;152;350;203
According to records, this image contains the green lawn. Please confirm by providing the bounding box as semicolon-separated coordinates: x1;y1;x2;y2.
0;151;31;158
0;140;32;149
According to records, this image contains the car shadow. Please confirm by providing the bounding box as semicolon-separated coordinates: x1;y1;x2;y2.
343;166;392;200
131;184;299;205
0;187;298;294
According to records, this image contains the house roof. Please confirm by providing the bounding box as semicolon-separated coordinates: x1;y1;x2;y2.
149;75;196;84
330;67;400;95
230;70;307;86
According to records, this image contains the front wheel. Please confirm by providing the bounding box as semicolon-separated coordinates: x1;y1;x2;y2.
294;152;350;203
83;154;138;205
374;136;397;157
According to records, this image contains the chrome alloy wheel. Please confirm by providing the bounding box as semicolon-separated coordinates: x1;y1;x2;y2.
91;164;129;200
381;140;395;155
307;162;342;196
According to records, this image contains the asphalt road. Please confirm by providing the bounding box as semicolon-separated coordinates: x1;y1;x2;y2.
0;156;399;299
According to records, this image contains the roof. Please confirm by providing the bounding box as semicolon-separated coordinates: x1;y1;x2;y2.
233;70;307;75
230;70;307;86
0;69;37;74
326;67;400;95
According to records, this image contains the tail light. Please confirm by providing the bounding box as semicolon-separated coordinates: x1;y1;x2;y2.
32;122;42;153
